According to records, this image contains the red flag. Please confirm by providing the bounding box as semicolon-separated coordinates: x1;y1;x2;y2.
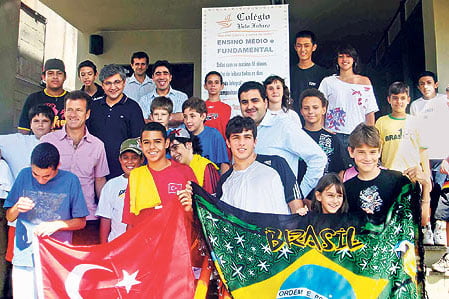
34;200;195;299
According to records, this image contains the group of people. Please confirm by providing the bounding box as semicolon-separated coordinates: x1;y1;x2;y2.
0;29;449;298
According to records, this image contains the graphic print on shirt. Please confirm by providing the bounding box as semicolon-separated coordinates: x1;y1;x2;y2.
318;134;334;172
385;128;403;142
46;103;65;129
23;190;66;223
206;113;219;121
168;183;183;194
326;107;346;131
352;87;371;110
118;189;126;198
359;186;382;214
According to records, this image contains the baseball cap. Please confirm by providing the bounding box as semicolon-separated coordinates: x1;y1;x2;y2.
119;138;142;156
43;58;66;73
169;128;191;139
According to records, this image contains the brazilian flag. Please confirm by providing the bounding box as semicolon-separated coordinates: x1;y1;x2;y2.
193;182;424;299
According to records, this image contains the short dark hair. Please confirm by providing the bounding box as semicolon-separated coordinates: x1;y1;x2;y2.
238;81;266;101
152;60;172;76
311;173;348;214
182;97;207;115
295;30;316;44
336;44;360;75
141;122;167;139
168;131;203;155
150;96;173;114
204;71;223;84
263;75;291;111
417;71;438;84
299;88;328;109
77;60;97;75
131;51;149;65
64;90;92;111
28;104;55;124
388;82;410;96
31;142;60;170
225;116;257;139
349;123;381;149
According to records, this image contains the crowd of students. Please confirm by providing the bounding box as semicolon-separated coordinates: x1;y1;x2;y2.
0;29;449;298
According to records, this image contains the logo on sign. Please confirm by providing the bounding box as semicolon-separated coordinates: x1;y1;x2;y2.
216;14;232;29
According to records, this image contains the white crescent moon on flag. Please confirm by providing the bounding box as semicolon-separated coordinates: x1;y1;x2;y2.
64;264;113;299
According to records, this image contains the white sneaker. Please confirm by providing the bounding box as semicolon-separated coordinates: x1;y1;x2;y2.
434;221;447;246
423;225;434;245
432;253;449;273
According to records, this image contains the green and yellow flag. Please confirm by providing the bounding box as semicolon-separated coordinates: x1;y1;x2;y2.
193;183;423;299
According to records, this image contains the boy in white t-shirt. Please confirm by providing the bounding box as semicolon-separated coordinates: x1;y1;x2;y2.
96;138;144;243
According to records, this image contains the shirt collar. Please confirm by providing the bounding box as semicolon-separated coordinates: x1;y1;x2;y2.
128;74;152;85
57;125;93;142
258;109;273;127
99;94;128;105
151;86;173;98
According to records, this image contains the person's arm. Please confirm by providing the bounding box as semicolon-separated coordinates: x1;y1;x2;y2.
177;181;193;212
6;196;35;222
34;217;86;237
365;112;375;126
202;164;220;194
291;128;327;197
18;129;31;135
17;95;33;133
440;158;449;175
220;163;230;174
168;113;184;127
403;166;431;225
419;148;431;179
288;199;308;215
99;217;111;244
95;177;106;198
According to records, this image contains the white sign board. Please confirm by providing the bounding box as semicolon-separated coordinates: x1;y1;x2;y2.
202;5;290;115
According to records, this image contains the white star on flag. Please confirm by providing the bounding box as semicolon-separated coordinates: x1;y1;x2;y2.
257;260;269;272
209;235;218;246
206;213;219;227
115;270;141;293
262;244;271;254
225;242;234;253
336;248;352;259
277;245;293;259
235;233;245;248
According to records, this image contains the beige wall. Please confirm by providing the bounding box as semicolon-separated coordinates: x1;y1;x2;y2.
422;0;449;89
0;0;20;133
77;29;202;96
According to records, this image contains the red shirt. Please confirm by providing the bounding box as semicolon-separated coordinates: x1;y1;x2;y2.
122;160;197;226
205;100;231;140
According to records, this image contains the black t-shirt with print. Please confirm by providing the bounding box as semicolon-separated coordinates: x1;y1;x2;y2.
344;169;410;225
18;90;67;131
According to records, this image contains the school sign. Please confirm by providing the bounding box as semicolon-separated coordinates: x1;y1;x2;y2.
202;5;290;115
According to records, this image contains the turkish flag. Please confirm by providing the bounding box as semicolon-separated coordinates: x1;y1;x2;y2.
34;199;195;299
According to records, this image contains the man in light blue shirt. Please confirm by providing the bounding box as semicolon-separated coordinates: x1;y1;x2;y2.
238;81;327;199
138;60;188;125
123;52;155;104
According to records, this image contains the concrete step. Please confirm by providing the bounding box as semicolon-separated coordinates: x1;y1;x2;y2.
423;245;449;298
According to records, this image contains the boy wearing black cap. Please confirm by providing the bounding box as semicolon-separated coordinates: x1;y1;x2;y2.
18;58;68;133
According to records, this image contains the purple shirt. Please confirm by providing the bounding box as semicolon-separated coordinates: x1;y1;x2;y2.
41;126;109;220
